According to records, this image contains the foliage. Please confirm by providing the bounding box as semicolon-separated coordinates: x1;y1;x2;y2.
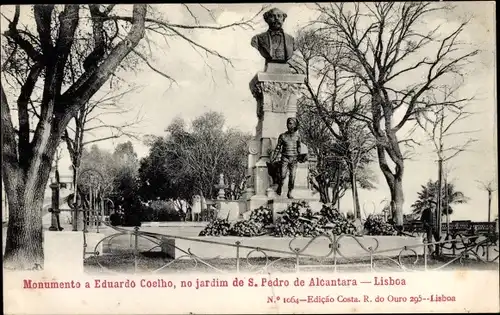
294;46;377;214
249;206;273;225
273;203;308;237
364;215;398;236
79;141;144;224
229;220;264;237
109;213;122;226
272;202;357;237
199;201;362;237
198;218;231;236
411;180;469;217
145;200;182;222
139;112;251;201
317;205;358;235
299;3;479;226
0;3;263;268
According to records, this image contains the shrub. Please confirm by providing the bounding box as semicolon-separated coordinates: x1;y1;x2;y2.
109;213;122;226
122;213;142;227
272;202;357;237
249;206;273;225
200;201;360;237
273;201;325;237
148;200;181;222
364;214;398;236
229;220;264;237
198;218;231;236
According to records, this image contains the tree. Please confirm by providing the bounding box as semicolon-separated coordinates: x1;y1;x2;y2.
78;142;141;224
298;99;347;204
78;144;115;200
313;2;479;225
291;29;376;216
416;86;477;234
138;112;251;202
411;179;468;218
298;98;376;208
171;112;251;199
111;142;141;225
63;85;142;230
1;4;263;268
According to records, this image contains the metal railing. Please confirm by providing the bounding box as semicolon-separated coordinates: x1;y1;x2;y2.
83;217;499;274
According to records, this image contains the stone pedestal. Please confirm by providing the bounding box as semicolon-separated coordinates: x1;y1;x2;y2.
44;231;84;274
84;232;106;257
44;231;104;275
242;64;320;219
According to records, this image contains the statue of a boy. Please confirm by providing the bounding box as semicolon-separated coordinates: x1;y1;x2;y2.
269;117;306;199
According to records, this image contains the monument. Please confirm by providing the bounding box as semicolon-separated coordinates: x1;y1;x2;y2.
242;8;320;221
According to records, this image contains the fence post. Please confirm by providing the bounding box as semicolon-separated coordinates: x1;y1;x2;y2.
369;251;374;272
332;234;338;273
82;230;87;259
235;241;241;273
134;226;139;274
423;241;428;271
294;248;300;273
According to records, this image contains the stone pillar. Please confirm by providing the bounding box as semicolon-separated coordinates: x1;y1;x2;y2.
249;71;304;161
2;186;8;223
48;182;60;231
246;64;321;213
243;140;258;200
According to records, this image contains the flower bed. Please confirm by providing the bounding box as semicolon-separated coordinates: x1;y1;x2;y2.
199;201;359;237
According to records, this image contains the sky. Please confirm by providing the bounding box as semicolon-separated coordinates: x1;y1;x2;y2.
2;3;497;221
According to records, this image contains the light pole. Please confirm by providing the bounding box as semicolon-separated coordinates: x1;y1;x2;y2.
444;176;449;236
435;158;443;256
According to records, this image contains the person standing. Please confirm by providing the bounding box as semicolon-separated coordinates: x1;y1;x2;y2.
191;195;202;222
421;206;438;255
200;195;207;221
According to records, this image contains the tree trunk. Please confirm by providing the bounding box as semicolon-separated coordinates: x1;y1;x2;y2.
375;140;405;227
2;4;148;270
316;174;330;204
4;191;44;269
390;177;404;226
355;184;361;220
3;141;58;269
350;170;361;219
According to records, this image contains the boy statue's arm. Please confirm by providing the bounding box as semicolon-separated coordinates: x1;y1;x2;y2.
297;134;302;154
271;134;283;162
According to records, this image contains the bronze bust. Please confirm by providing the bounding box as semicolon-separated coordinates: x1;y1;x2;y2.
251;8;297;64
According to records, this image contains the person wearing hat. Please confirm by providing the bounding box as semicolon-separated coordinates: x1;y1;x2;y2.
421;206;438;255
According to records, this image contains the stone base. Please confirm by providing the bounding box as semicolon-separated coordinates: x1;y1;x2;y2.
216;200;245;222
84;232;106;257
44;231;105;275
247;195;271;216
44;231;84;274
161;235;424;259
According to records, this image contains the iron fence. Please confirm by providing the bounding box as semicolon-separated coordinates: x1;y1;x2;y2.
83;218;499;275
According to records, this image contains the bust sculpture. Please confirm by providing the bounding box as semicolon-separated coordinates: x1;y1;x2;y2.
251;8;297;65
